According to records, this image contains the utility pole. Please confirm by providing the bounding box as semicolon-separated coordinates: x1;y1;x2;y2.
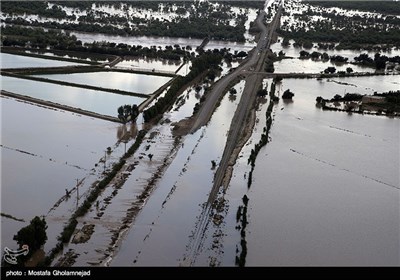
104;150;107;173
76;178;79;209
76;179;79;198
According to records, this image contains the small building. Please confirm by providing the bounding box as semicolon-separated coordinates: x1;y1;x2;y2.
362;95;385;104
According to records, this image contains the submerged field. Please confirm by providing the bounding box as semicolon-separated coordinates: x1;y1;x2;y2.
243;76;399;266
1;96;126;251
1;0;399;268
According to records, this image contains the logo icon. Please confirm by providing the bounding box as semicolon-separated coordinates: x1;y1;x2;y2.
3;245;29;265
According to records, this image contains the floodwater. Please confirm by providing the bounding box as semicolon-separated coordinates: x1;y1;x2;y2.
0;53;85;69
0;96;123;252
274;58;375;74
33;72;172;95
25;50;109;63
71;31;255;52
282;0;400;34
1;76;146;116
115;57;182;73
272;37;400;61
2;0;398;267
242;76;400;266
110;80;246;266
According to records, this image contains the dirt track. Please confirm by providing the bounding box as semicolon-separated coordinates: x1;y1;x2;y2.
189;5;282;133
212;7;282;192
184;7;282;264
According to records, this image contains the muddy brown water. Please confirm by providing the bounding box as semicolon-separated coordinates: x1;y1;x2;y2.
1;96;129;252
232;76;400;266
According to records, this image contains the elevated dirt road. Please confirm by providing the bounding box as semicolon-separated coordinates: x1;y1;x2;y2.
189;10;271;134
206;5;282;203
185;5;282;264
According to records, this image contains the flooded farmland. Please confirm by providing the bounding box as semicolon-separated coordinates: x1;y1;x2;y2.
244;76;399;266
115;58;182;73
32;72;172;95
110;80;247;266
1;96;125;252
1;53;85;69
1;0;399;269
1;76;146;117
274;58;376;74
70;32;256;53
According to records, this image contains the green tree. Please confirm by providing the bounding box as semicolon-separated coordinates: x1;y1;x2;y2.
131;104;139;121
13;216;47;251
299;50;310;58
322;52;330;61
229;88;237;95
123;104;132;120
282;89;295;100
324;67;336;74
346;67;354;73
310;51;321;60
117;106;124;121
281;37;290;47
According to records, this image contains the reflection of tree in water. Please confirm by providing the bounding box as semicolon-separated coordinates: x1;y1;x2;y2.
123;56;181;67
117;123;138;142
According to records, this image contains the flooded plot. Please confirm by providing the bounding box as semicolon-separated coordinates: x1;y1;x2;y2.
0;53;85;69
272;37;400;62
0;96;122;251
274;58;375;74
243;76;399;266
25;50;109;63
115;57;182;73
1;76;145;117
71;32;205;50
204;40;255;52
71;31;255;53
33;72;172;95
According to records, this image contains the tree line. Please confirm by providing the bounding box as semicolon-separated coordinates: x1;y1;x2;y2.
1;26;192;61
316;90;400;115
279;2;400;49
304;1;400;15
2;0;250;42
354;53;400;70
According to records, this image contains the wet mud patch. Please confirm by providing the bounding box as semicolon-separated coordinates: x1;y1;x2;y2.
54;249;79;267
72;224;95;244
171;118;195;137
